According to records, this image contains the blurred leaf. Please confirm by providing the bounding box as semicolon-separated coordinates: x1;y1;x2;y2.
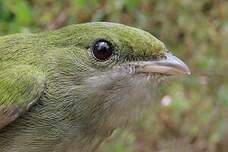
124;0;139;10
217;85;228;106
74;0;86;7
5;0;34;25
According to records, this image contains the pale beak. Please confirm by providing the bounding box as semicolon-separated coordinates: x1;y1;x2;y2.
134;52;191;75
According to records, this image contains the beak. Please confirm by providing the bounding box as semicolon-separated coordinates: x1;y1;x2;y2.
134;52;191;75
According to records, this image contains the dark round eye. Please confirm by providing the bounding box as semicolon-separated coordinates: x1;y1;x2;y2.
92;39;114;61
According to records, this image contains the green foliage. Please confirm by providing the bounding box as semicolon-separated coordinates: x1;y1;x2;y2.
0;0;227;151
0;0;34;34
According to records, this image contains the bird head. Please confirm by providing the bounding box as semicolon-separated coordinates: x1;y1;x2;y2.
46;22;190;135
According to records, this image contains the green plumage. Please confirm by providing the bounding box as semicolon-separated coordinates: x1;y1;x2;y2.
0;22;167;152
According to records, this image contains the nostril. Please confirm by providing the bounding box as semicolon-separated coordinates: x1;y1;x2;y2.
149;54;165;61
162;55;167;60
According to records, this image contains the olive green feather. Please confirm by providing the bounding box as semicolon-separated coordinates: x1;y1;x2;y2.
0;22;166;152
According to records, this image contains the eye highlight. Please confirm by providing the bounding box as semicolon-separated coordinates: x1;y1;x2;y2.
92;39;114;61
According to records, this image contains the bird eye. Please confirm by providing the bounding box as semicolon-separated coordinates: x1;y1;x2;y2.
92;39;114;61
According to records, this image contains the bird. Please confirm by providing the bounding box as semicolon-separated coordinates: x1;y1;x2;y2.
0;22;190;152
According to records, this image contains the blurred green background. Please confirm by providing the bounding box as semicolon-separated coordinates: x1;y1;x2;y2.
0;0;227;151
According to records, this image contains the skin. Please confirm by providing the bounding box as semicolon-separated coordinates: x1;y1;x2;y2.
0;22;190;152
